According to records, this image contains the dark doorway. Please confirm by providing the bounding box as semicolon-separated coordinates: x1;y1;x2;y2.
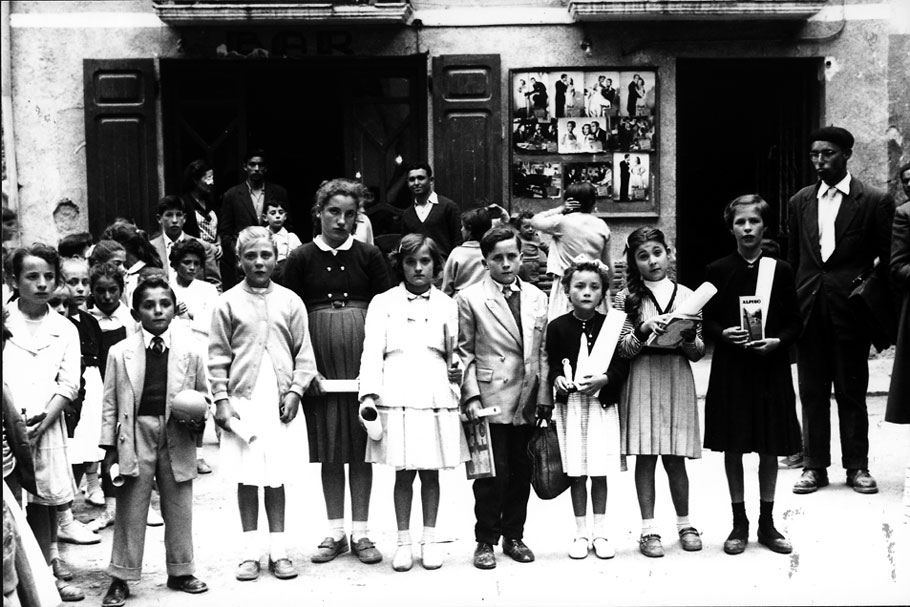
160;56;427;240
676;58;822;286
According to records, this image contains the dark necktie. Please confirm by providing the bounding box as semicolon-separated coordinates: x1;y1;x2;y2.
503;287;523;336
151;336;164;355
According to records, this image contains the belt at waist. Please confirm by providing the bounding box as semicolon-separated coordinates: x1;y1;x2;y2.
641;346;682;356
308;300;369;312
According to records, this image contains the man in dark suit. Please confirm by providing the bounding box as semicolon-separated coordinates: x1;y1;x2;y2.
399;162;462;258
219;149;288;286
787;126;895;495
589;121;607;150
619;154;631;201
554;74;568;119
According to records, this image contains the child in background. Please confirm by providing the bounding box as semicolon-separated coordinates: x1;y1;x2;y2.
261;200;302;283
58;232;94;260
88;240;127;276
703;195;801;556
441;207;491;297
543;261;629;560
513;211;551;292
3;244;85;602
615;227;705;558
359;234;469;572
99;276;209;606
209;227;318;582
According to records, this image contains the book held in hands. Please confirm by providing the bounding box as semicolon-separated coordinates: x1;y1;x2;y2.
740;296;764;341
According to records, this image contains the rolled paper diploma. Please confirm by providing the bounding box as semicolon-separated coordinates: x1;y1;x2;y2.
109;463;125;488
227;418;257;444
675;282;718;316
562;358;574;384
359;399;384;441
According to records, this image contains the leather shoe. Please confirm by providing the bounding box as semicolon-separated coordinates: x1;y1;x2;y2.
102;579;129;607
678;527;703;551
196;458;213;474
757;526;793;554
502;538;535;563
846;469;878;494
235;559;260;581
268;558;298;579
792;468;828;494
352;537;383;564
52;557;74;581
473;541;496;569
723;523;749;555
311;535;349;563
639;534;664;558
166;575;208;594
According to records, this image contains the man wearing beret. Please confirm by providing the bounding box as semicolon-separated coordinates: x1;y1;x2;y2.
787;126;896;495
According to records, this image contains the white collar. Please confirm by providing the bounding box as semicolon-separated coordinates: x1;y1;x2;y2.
414;191;439;207
126;260;146;275
493;278;521;293
314;234;354;254
270;227;288;237
164;232;184;246
141;327;171;350
817;173;852;200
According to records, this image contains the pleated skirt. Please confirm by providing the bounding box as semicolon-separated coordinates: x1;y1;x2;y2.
365;407;470;471
620;353;701;458
303;307;369;464
553;391;623;477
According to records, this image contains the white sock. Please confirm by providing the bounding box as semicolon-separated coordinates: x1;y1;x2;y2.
243;530;260;561
421;526;435;545
49;543;60;560
328;519;345;541
676;515;692;532
397;530;412;546
57;509;74;526
85;472;101;494
574;515;588;538
641;518;657;536
196;447;204;458
269;532;287;560
352;521;368;543
592;514;606;538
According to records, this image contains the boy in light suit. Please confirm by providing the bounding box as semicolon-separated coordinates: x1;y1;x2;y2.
456;226;551;570
99;276;209;606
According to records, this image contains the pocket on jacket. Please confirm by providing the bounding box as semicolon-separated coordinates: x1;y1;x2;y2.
477;368;494;383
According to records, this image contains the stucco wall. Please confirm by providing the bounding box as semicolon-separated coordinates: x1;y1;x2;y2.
7;0;905;266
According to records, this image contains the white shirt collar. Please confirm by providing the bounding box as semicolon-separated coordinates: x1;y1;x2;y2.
415;191;439;206
164;232;184;246
141;327;171;350
126;260;146;276
493;278;521;292
817;173;852;200
314;234;354;255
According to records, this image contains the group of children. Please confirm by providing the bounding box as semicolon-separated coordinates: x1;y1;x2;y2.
2;188;800;605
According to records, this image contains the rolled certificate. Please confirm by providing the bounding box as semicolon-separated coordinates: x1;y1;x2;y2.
227;418;257;444
675;282;718;316
359;400;384;441
109;463;125;488
562;358;574;383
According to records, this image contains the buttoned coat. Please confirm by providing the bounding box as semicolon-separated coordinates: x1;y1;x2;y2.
456;276;551;425
787;176;895;339
99;328;208;483
886;201;910;423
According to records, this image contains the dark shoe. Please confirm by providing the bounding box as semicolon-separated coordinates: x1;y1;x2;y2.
268;558;298;579
779;453;804;469
351;537;383;564
52;557;74;580
757;526;793;554
678;527;703;551
639;534;664;558
235;559;260;581
473;541;496;569
846;469;878;494
166;575;208;594
723;523;749;555
101;579;128;606
502;538;535;563
792;468;828;494
311;535;349;563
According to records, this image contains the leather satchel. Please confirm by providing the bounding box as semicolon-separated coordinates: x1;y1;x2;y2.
848;267;896;352
527;417;571;500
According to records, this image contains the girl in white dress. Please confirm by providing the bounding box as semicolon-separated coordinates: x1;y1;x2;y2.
359;234;469;572
209;227;318;582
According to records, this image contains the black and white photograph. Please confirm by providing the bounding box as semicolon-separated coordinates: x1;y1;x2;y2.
513;71;551;119
620;70;656;117
613;152;651;202
548;71;585;119
616;116;656;152
512;161;563;199
556;117;613;154
513;118;558;154
564;162;613;199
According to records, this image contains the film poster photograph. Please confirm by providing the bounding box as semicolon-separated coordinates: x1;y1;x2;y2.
564;162;613;199
613;153;651;202
513;118;558;154
513;161;563;199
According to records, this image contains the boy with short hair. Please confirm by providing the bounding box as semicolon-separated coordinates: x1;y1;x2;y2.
455;226;551;570
99;276;209;606
150;195;222;292
261;199;302;264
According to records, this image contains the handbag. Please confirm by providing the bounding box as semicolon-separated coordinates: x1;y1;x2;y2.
527;417;571;500
849;266;896;352
2;386;37;496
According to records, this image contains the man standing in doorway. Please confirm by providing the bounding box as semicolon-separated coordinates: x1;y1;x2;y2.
220;149;289;286
400;162;462;258
619;154;631;202
787;126;895;495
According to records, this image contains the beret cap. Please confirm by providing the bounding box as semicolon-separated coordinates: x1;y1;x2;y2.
809;126;854;150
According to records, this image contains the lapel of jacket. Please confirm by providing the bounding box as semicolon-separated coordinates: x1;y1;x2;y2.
801;186;822;265
164;336;189;424
242;183;258;224
8;305;63;355
482;277;522;346
123;333;146;410
833;178;862;245
518;280;538;357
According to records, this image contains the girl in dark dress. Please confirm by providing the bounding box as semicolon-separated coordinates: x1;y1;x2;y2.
703;194;802;556
283;179;391;566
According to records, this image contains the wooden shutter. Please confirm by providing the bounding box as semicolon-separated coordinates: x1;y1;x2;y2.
432;54;501;210
84;59;159;236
